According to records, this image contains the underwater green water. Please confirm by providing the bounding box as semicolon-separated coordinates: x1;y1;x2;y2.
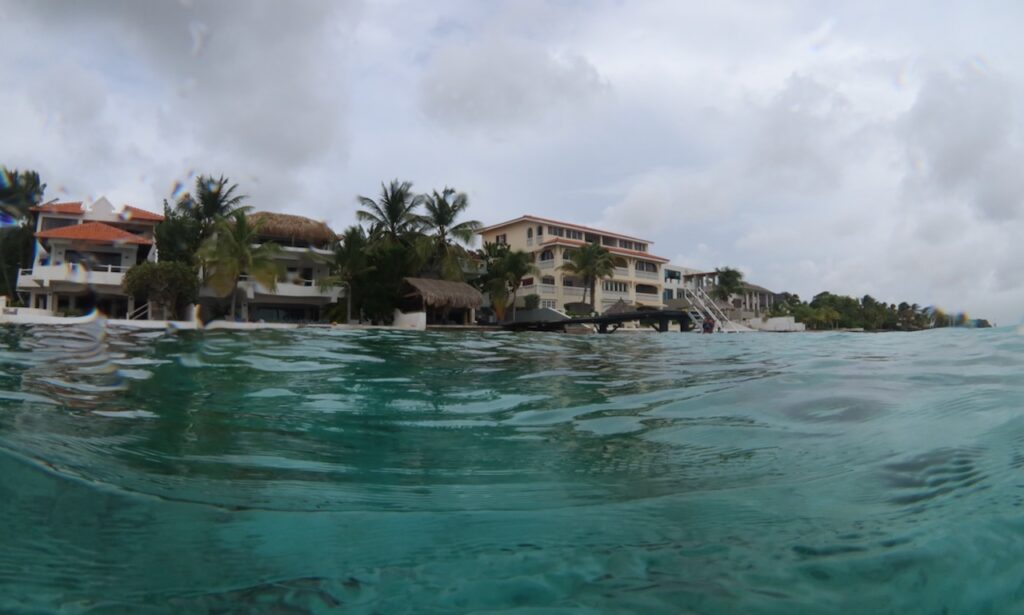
1;323;1023;613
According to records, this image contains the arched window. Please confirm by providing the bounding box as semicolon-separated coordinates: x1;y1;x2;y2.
527;228;533;239
539;249;554;261
542;276;555;285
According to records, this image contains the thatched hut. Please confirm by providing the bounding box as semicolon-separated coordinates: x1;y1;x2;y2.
401;277;484;325
602;299;638;315
248;211;336;249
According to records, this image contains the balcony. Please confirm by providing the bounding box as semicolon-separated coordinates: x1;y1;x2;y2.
635;292;662;305
562;286;585;300
239;276;340;300
538;259;555;270
612;267;630;278
17;263;129;289
635;269;659;280
601;289;630;301
539;284;556;295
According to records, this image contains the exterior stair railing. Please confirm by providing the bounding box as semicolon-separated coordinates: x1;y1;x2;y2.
682;286;739;332
128;303;150;321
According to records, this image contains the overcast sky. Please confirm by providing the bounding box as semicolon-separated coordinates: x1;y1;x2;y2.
2;0;1022;323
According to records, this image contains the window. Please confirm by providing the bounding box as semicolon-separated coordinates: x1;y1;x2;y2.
495;233;507;245
541;276;555;285
527;228;533;239
663;289;673;301
548;226;565;237
562;277;576;287
541;299;557;309
539;249;554;261
636;284;658;295
602;236;616;246
603;281;628;293
562;248;576;260
566;229;583;240
635;261;657;273
620;240;635;251
537;225;543;236
521;277;534;286
636;243;648;252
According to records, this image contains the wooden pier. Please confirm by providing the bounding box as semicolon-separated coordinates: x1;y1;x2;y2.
503;310;694;334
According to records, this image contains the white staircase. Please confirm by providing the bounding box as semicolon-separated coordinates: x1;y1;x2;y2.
682;287;748;332
128;303;150;321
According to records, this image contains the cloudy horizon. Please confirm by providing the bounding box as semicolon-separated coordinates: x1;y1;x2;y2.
2;0;1022;323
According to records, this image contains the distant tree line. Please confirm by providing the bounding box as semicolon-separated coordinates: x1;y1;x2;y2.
769;291;988;330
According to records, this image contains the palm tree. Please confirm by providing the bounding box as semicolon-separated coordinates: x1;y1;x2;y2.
356;180;425;245
198;211;283;319
179;175;248;238
421;187;481;280
0;168;45;300
319;225;375;322
0;167;46;220
478;246;536;322
711;267;744;302
559;242;615;308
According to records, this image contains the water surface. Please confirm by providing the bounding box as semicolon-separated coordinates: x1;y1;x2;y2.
1;324;1023;613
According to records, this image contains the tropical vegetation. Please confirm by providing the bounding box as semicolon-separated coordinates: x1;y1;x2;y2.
559;242;616;308
768;291;978;330
0;167;45;302
197;211;283;319
122;262;199;320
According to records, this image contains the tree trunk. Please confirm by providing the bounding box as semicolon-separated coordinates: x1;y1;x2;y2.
510;288;518;321
589;279;597;312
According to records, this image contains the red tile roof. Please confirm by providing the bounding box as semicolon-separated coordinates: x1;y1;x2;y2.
29;201;84;215
477;215;653;243
120;205;164;222
36;222;152;245
539;237;670;262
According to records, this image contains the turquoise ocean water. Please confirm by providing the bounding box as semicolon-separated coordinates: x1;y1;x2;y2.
1;323;1023;613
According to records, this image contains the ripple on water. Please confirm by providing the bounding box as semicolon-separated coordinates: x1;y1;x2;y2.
1;325;1024;613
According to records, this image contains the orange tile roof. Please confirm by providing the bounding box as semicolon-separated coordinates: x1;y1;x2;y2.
120;205;164;222
36;221;152;245
29;201;84;215
477;215;653;243
539;237;670;262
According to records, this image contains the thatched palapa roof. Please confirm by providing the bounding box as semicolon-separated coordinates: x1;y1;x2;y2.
603;299;638;315
249;211;336;246
403;277;483;309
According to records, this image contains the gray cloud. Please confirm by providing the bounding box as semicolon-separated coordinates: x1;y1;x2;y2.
418;37;609;135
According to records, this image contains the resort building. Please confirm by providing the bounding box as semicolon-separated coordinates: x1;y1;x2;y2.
17;197;163;318
200;212;342;322
476;215;669;313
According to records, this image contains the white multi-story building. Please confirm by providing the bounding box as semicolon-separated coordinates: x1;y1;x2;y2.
476;215;669;313
17;197;163;318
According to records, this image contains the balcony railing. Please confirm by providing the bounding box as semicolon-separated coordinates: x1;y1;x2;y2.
539;284;556;295
635;269;658;280
613;267;630;278
636;292;662;305
562;286;585;299
538;259;555;269
17;263;129;288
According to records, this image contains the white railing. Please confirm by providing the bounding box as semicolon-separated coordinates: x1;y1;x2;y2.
602;289;630;300
128;303;150;320
539;284;556;295
635;270;658;280
17;263;128;287
613;267;630;278
562;286;585;299
538;259;555;269
635;292;661;305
